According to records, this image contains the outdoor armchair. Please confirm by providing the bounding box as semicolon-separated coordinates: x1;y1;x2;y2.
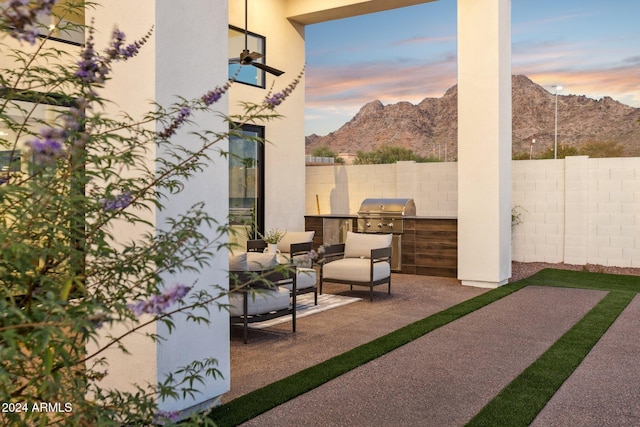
283;241;318;305
319;231;392;301
228;257;297;344
246;234;318;304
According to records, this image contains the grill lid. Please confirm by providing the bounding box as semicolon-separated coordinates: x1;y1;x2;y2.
357;198;416;217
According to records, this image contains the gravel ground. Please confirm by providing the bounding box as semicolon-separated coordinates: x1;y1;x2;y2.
510;261;640;283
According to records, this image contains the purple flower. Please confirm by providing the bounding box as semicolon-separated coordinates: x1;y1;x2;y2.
99;191;133;211
263;67;305;109
105;28;143;60
127;284;191;316
158;106;192;139
202;88;224;106
201;79;233;106
25;127;67;164
266;93;285;108
75;25;151;84
3;0;58;45
63;107;82;132
75;29;106;84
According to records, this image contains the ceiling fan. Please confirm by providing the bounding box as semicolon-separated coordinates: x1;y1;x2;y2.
229;0;285;77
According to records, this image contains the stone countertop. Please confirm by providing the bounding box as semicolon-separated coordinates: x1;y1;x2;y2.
405;216;457;220
305;214;457;220
305;214;357;218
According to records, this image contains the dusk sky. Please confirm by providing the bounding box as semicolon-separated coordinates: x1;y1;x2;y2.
304;0;640;136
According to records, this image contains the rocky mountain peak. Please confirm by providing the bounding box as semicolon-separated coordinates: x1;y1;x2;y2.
306;75;640;159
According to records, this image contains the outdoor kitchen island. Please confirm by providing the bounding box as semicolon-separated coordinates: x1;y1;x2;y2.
304;215;457;278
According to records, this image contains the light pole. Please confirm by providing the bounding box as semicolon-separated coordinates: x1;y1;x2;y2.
551;85;563;159
530;137;536;160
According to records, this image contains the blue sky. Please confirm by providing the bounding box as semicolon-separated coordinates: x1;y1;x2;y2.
304;0;640;136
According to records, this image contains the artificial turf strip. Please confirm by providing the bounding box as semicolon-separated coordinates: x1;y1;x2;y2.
207;283;527;427
522;268;640;293
466;290;635;427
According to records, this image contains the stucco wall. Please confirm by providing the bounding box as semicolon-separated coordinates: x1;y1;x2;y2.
90;0;232;412
229;0;307;232
306;157;640;268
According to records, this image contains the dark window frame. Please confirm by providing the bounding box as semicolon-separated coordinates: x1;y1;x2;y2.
228;25;267;89
228;123;265;238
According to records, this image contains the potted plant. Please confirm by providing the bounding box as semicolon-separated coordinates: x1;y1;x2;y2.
262;228;286;253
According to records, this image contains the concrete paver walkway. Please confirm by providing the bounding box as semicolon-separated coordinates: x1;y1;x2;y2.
225;275;640;426
227;275;486;402
240;286;605;426
532;294;640;427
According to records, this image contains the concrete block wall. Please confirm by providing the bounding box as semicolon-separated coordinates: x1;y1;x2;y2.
306;157;640;268
586;158;640;267
511;159;565;263
512;157;640;267
413;162;458;216
305;161;458;217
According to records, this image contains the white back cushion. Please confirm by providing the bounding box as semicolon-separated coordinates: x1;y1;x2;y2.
344;231;392;259
277;231;315;253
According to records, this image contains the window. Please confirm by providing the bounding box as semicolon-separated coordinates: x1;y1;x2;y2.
228;25;266;88
0;98;66;175
0;150;21;172
43;0;85;46
229;124;265;239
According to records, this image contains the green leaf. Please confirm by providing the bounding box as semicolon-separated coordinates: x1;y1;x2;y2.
60;277;73;301
44;347;53;375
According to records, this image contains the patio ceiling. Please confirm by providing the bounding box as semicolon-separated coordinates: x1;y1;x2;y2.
286;0;439;25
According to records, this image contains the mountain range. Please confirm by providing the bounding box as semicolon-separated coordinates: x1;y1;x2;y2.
305;75;640;159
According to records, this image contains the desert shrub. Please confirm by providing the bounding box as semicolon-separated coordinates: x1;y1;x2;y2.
578;140;624;158
354;144;440;164
311;145;344;163
0;2;300;425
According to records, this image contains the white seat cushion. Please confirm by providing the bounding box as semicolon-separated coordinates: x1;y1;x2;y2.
343;231;392;259
322;258;390;283
277;252;313;268
246;252;277;271
280;267;316;291
229;287;290;317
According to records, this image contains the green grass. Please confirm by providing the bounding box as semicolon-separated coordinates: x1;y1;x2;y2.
207;283;526;426
520;267;640;292
467;290;634;426
207;268;640;426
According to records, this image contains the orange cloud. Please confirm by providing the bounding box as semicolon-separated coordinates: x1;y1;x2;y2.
306;56;457;111
306;32;640;136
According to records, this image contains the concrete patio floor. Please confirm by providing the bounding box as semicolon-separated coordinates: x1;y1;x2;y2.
226;274;487;402
225;273;640;426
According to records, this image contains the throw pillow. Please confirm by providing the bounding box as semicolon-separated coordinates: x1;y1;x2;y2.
228;252;248;271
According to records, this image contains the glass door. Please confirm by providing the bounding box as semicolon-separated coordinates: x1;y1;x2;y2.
228;124;264;244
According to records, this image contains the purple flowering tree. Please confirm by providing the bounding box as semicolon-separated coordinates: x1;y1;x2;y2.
0;2;302;426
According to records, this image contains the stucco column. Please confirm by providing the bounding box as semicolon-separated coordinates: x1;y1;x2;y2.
457;0;512;287
90;0;231;413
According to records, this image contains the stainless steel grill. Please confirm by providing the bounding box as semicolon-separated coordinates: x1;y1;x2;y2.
357;198;416;271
